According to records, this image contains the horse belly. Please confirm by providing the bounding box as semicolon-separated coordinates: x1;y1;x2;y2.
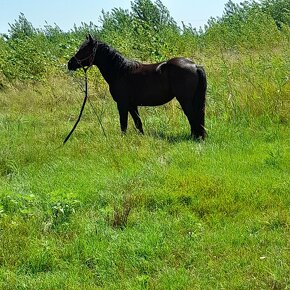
135;92;172;106
131;76;172;106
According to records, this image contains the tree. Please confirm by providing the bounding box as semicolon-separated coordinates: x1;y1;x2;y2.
8;13;36;39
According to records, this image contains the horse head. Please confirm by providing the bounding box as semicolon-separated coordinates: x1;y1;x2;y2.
68;34;97;71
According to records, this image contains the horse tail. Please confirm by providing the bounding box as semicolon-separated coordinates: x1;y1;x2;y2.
193;65;207;140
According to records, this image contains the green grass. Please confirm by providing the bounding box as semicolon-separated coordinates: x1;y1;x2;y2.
0;50;289;289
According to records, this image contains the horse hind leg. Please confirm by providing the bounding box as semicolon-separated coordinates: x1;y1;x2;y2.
177;94;205;140
177;97;197;139
176;69;207;140
193;66;207;139
129;106;144;134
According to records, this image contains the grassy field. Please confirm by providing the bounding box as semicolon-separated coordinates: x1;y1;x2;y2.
0;45;289;289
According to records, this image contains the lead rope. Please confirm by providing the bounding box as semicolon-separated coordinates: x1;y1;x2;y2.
63;43;107;144
63;67;89;144
88;96;107;139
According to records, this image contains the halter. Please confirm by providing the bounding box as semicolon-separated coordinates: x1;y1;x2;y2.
74;42;98;73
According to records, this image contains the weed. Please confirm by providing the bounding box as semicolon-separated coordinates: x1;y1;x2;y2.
108;195;135;229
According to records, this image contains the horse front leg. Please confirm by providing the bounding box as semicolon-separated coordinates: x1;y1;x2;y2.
117;101;129;134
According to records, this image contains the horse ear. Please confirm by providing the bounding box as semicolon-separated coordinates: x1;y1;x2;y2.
88;34;93;42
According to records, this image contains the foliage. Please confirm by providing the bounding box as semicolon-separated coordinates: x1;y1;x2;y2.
7;12;36;39
0;0;289;82
99;0;180;61
261;0;290;27
203;0;290;51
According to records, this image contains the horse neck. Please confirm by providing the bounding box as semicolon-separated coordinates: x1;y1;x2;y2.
93;43;133;84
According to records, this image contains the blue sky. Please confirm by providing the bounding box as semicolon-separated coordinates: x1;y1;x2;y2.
0;0;240;33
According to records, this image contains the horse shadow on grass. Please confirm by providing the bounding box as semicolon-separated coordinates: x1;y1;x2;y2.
147;130;193;144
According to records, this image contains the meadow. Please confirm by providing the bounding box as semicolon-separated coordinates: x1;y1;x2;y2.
0;0;289;289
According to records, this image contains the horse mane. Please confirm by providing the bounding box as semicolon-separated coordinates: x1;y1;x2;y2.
96;41;140;73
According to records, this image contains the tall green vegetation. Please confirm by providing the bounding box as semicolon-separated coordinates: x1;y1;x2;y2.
0;0;289;289
0;0;289;80
0;0;288;120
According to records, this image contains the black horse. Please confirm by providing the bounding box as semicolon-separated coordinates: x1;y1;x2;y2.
68;35;207;140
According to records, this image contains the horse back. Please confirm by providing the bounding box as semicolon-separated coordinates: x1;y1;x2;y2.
110;57;199;106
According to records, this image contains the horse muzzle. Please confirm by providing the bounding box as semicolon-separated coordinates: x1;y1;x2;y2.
68;58;78;71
